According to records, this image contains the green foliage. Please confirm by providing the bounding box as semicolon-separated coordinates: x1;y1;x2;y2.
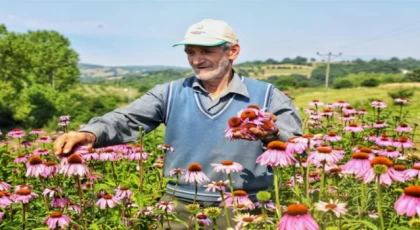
274;76;298;90
332;72;404;88
311;58;420;86
0;81;17;127
51;89;123;129
361;78;380;87
264;75;309;90
388;89;415;100
297;81;310;88
406;69;420;82
12;84;58;128
237;56;312;67
0;25;79;92
106;69;189;94
0;24;81;129
333;78;353;89
26;30;80;91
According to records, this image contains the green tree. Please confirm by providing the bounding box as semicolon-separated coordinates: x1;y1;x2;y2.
0;24;80;129
0;31;32;92
12;84;58;128
0;81;17;127
26;30;80;90
0;25;79;92
406;69;420;82
333;78;353;89
360;78;380;87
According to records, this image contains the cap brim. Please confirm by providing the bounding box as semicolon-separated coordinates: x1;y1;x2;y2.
173;37;227;47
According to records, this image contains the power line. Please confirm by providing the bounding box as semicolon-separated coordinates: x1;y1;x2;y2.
316;52;342;104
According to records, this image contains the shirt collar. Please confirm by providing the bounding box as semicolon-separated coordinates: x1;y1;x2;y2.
192;71;249;98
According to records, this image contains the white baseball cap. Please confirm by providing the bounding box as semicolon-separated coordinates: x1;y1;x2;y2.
173;19;238;47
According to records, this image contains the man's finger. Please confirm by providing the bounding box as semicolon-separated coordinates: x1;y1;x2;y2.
62;138;78;154
53;136;67;155
264;113;277;122
248;127;264;136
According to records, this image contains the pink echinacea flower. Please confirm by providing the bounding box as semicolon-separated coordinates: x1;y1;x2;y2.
278;204;319;230
44;212;72;230
256;141;296;167
96;194;121;209
182;163;210;184
26;156;46;177
59;154;90;177
394;185;420;217
211;160;243;174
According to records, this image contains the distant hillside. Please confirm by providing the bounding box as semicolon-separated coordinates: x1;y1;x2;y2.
79;57;420;84
78;63;188;82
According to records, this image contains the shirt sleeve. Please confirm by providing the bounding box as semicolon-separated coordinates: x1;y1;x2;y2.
79;83;167;147
268;88;303;141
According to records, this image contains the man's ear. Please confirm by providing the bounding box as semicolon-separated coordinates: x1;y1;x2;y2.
229;44;240;61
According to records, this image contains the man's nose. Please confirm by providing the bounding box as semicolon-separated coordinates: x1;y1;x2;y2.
191;54;205;65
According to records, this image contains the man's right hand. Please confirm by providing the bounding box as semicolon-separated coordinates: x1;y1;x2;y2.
53;131;96;155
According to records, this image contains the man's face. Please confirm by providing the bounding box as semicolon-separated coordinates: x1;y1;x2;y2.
185;45;231;82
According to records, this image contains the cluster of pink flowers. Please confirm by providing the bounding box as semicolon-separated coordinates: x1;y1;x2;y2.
225;104;275;140
58;115;70;127
0;95;417;229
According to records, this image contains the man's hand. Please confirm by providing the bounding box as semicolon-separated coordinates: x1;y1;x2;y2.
231;113;279;141
53;131;96;155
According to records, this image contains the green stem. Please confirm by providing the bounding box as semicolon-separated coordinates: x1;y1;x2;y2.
111;161;118;186
194;181;198;204
320;162;326;202
194;214;199;230
76;176;87;229
158;168;164;192
165;209;172;230
171;175;179;201
297;155;308;200
360;183;366;217
219;191;232;228
261;205;269;230
411;124;418;143
305;160;310;201
104;205;109;227
377;177;385;230
138;126;145;194
40;179;50;212
399;103;403;123
138;158;145;194
21;202;26;230
212;218;219;230
227;173;237;210
334;174;339;188
273;167;282;220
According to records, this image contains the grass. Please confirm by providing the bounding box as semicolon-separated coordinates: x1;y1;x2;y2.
77;84;141;99
262;68;312;78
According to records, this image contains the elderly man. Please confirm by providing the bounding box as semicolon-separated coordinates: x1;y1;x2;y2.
54;19;302;229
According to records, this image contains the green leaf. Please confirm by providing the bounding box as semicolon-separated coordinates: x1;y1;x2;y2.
344;219;378;230
89;223;101;230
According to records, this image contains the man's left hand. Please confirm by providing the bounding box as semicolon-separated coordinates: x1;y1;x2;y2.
231;113;280;142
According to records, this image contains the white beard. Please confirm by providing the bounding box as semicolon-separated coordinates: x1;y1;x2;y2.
193;55;230;82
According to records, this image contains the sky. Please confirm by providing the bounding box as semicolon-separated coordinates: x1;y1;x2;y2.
1;0;420;67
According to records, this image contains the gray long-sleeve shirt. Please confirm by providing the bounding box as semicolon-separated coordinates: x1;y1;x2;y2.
80;73;302;147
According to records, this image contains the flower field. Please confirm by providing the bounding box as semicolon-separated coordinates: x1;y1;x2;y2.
0;98;418;230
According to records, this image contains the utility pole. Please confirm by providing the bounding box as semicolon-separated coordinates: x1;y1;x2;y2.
316;52;342;104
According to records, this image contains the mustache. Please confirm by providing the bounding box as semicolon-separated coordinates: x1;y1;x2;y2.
194;65;211;68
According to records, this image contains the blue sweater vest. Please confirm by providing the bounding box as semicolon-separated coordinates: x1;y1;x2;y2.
163;76;274;201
